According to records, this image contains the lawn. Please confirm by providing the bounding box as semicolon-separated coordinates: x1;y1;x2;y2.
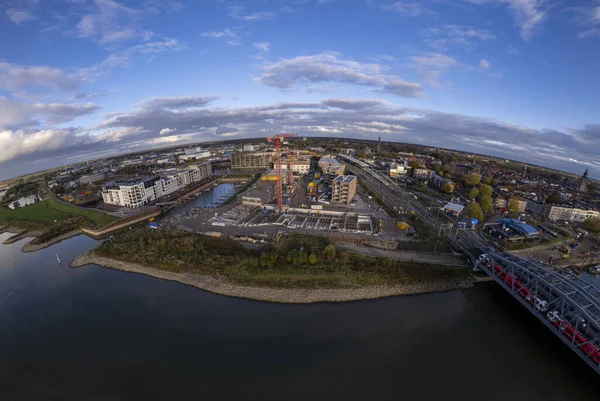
0;197;119;228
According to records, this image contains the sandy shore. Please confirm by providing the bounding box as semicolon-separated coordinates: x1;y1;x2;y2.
22;229;82;252
71;250;474;304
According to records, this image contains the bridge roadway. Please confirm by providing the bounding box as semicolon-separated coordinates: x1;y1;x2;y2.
338;154;600;374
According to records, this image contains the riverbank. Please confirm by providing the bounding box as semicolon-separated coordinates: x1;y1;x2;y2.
22;229;82;252
71;249;474;304
0;224;83;252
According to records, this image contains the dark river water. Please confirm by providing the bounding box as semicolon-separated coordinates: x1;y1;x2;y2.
1;232;599;401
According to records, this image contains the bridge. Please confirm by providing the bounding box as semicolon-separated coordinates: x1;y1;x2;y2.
338;154;600;374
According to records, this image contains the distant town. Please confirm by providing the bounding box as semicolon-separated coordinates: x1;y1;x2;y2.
0;137;600;253
1;136;599;274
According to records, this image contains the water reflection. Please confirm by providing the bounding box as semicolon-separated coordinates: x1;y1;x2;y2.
0;234;599;400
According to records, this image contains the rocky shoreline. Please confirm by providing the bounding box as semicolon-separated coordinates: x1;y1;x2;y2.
71;250;475;304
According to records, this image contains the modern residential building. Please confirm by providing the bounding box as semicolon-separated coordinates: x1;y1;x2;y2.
8;194;41;209
79;172;106;185
323;165;346;184
102;162;212;208
545;205;600;222
231;152;272;170
525;197;546;215
389;163;407;177
413;169;434;180
331;175;357;204
290;160;310;175
243;144;257;152
318;155;342;171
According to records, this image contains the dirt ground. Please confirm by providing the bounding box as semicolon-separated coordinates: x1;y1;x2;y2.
513;235;600;267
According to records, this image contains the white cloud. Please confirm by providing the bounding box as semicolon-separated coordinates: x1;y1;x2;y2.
463;0;546;39
383;2;425;17
253;42;271;52
201;29;238;39
255;52;424;98
5;8;35;25
74;0;179;44
571;5;600;38
0;96;101;129
159;128;177;135
227;5;291;21
479;59;491;69
0;62;83;94
1;96;599;180
421;24;496;50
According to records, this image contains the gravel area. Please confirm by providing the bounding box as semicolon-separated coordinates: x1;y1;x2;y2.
71;249;474;304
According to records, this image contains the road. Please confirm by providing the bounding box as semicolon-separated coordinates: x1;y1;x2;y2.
336;243;466;266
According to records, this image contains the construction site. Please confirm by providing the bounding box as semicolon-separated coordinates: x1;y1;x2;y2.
164;134;406;242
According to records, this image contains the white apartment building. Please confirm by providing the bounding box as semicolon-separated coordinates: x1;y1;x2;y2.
102;162;212;208
546;205;600;223
291;161;310;174
8;194;41;209
389;163;407;177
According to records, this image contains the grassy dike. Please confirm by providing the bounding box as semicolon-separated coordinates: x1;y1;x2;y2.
0;197;119;249
72;229;473;303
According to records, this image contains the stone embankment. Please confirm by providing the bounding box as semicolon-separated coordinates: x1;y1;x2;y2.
72;250;474;304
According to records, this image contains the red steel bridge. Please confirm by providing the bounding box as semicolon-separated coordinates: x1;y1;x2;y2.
339;154;600;374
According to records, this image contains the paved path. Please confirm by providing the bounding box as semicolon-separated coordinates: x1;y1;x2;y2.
336;243;467;266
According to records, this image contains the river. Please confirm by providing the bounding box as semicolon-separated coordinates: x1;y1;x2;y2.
1;232;599;400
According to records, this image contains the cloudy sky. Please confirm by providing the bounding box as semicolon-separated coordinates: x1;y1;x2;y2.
1;0;599;180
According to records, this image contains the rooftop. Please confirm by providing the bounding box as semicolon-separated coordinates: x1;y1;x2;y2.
443;202;465;213
334;175;357;183
499;218;539;237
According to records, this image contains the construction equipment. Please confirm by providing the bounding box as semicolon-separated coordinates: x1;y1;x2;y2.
267;133;296;213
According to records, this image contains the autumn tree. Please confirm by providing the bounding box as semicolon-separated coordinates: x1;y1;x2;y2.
479;184;493;198
582;218;600;233
464;173;481;186
508;199;521;215
322;244;337;261
479;195;493;215
467;188;479;199
441;182;454;194
466;203;484;223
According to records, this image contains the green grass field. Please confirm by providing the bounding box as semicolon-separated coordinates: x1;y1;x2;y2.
0;197;119;228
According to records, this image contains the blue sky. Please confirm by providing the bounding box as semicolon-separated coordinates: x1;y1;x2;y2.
1;0;599;180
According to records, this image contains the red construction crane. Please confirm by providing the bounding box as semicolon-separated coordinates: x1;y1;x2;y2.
289;148;294;189
267;133;296;213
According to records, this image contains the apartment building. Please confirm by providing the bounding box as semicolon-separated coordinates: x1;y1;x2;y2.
231;152;272;170
102;162;212;207
389;163;407;177
413;169;434;180
331;175;357;205
546;205;600;222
